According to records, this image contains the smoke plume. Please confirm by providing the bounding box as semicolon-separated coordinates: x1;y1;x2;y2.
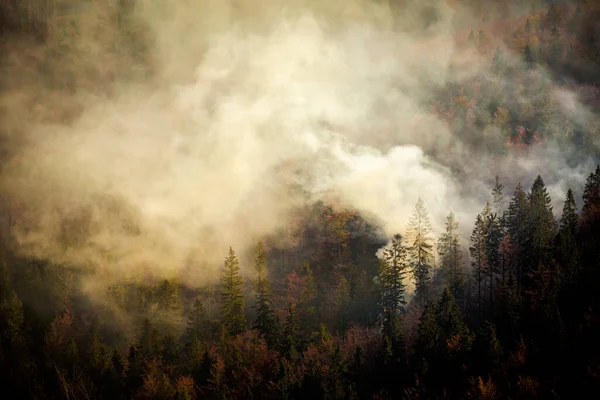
0;0;597;286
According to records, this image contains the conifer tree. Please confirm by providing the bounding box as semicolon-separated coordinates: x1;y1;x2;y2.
282;303;299;360
524;43;534;66
378;233;409;316
437;212;465;307
557;189;579;282
470;214;487;320
491;175;506;219
220;247;246;336
527;176;556;274
483;202;502;313
252;241;278;345
186;298;207;342
507;183;530;290
407;198;434;309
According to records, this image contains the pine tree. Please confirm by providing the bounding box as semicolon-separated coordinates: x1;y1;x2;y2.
252;241;278;345
282;303;299;360
436;288;471;349
186;298;207;342
506;183;530;291
437;212;465;308
525;18;532;34
483;202;503;313
524;43;534;66
527;176;556;275
220;247;246;336
557;188;579;282
407;199;434;309
378;233;409;316
470;214;487;320
491;176;506;219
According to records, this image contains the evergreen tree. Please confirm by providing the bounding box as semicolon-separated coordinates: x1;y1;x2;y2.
186;297;207;343
252;241;278;345
470;213;487;320
524;43;534;66
506;183;530;291
282;303;299;360
527;176;556;276
557;188;579;282
437;212;465;308
407;198;434;309
378;233;409;316
484;202;503;313
525;17;532;34
492;175;506;219
220;247;247;336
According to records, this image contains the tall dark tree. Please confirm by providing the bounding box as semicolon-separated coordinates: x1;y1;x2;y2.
556;189;579;282
220;247;246;336
526;176;556;275
483;202;503;313
252;241;278;345
407;198;434;309
506;183;530;291
437;212;465;308
470;214;487;320
186;297;207;343
378;233;409;316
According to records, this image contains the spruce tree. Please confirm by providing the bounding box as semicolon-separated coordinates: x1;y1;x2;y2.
470;214;487;320
483;202;502;313
437;212;465;308
378;233;409;316
407;198;434;309
186;298;207;343
252;241;278;345
527;176;556;274
557;189;579;282
491;175;506;219
506;183;530;291
220;247;246;336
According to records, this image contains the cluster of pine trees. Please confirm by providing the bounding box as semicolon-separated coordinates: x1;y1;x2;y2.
1;165;599;399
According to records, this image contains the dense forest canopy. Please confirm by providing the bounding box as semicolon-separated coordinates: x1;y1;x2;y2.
0;0;600;399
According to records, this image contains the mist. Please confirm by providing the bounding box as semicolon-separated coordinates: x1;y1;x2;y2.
0;0;597;288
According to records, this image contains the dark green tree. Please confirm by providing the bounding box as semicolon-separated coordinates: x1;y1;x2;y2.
186;297;207;343
556;188;579;282
252;240;278;346
470;213;487;320
378;233;409;316
526;176;556;277
507;182;530;291
437;212;465;308
220;247;247;335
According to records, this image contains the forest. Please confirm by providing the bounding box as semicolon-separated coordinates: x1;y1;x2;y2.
1;0;600;399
